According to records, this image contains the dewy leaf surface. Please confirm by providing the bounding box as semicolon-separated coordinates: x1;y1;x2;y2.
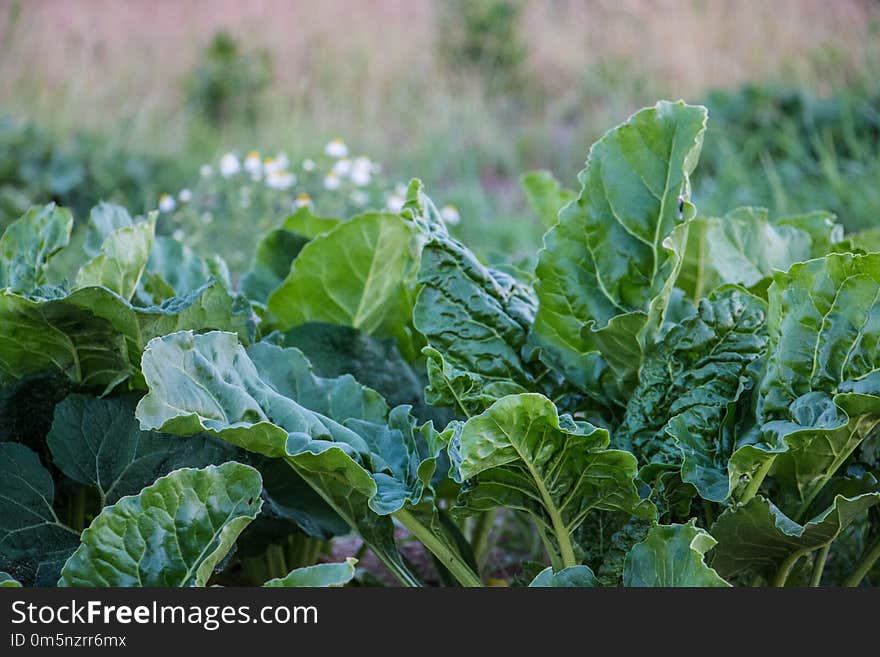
759;253;880;518
623;520;729;586
532;101;707;389
0;442;80;586
58;462;262;587
616;286;770;501
47;393;236;505
452;393;648;566
267;212;415;334
263;557;357;587
0;204;72;292
413;227;537;416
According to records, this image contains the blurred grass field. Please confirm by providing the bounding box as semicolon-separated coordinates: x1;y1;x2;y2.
1;0;879;264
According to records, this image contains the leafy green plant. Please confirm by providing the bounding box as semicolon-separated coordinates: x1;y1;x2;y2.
2;100;879;588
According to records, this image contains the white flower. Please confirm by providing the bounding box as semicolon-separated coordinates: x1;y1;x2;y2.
265;153;289;174
172;229;185;241
244;151;262;175
302;158;316;172
200;212;214;225
323;173;341;190
219;153;241;177
178;188;193;203
350;190;369;206
440;204;461;225
199;164;213;177
266;170;296;190
158;194;176;213
294;193;312;208
385;193;405;213
325;138;348;158
332;158;352;176
350;157;372;186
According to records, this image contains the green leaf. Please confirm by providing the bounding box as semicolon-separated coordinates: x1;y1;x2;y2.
0;372;72;450
679;207;843;296
0;571;21;587
75;214;156;301
278;323;429;416
616;286;771;502
0;442;80;586
413;229;536;416
58;462;263;587
0;280;253;390
709;491;880;583
760;253;880;518
254;456;348;539
528;564;597;587
451;393;650;569
0;204;72;292
263;557;357;587
240;228;309;304
623;520;729;586
282;206;340;239
521;170;575;229
532;101;707;390
135;330;443;586
144;236;227;297
47;393;236;505
267;212;415;335
83;202;134;257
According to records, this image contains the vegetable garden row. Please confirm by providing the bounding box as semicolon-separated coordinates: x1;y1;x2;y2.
1;101;878;588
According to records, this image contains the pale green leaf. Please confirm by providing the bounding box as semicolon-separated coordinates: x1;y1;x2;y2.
521;170;575;229
623;520;729;586
267;212;415;334
75;214;156;301
58;462;262;587
0;204;72;292
528;565;597;587
264;557;357;587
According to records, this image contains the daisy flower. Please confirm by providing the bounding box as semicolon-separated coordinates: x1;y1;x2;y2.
302;158;316;172
325;138;348;158
266;170;296;190
244;151;262;175
158;194;176;213
440;204;461;225
350;157;372;186
332;158;352;176
324;173;341;190
294;192;312;208
219;153;241;177
178;188;193;203
199;164;213;177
